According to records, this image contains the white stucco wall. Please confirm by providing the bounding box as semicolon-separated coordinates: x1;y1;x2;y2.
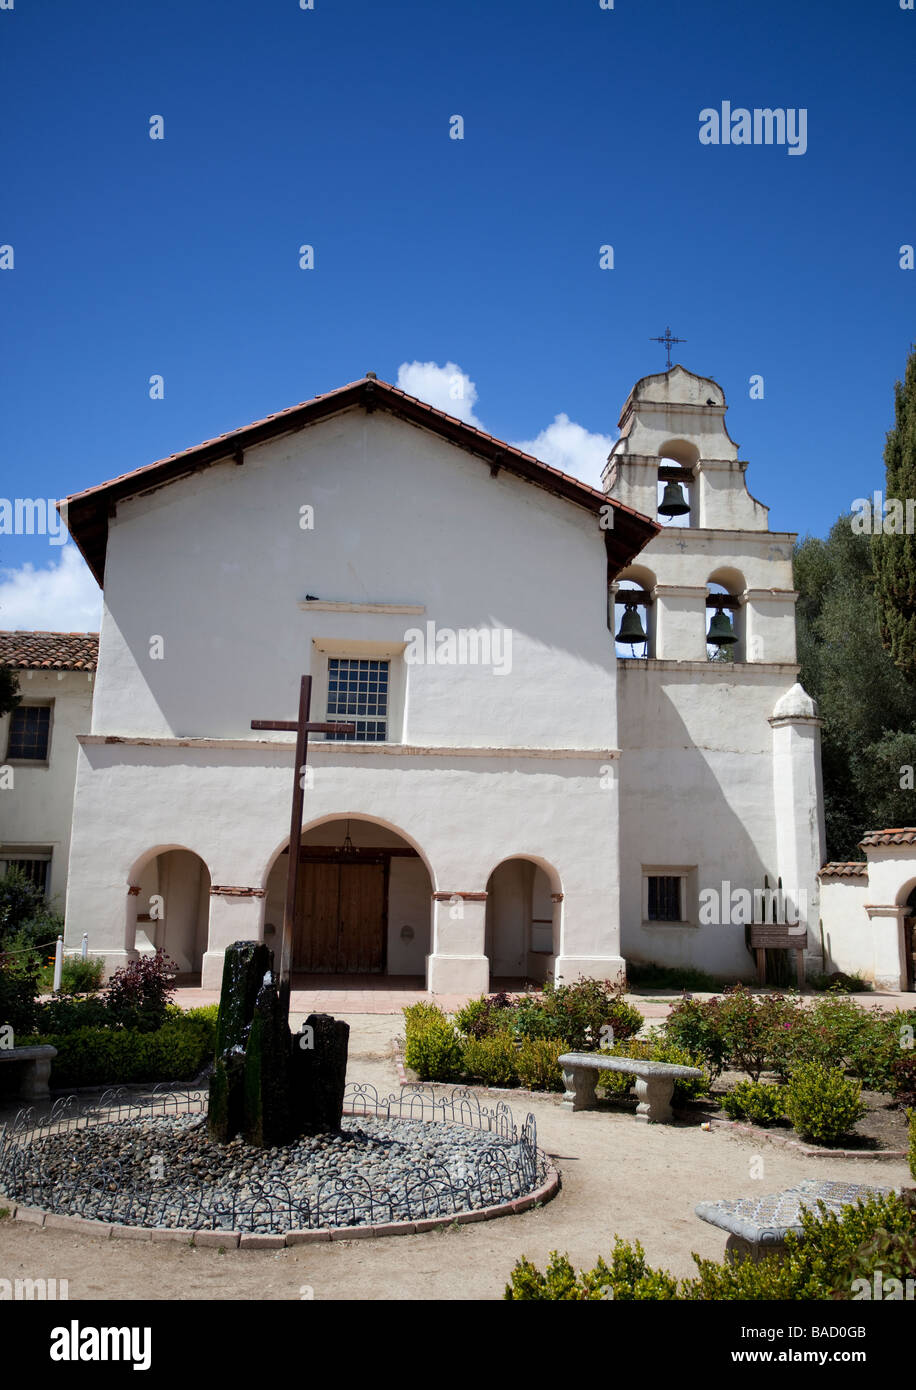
66;407;623;992
0;669;94;911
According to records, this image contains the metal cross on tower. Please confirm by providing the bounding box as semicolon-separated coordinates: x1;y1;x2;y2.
251;676;355;1013
650;327;686;369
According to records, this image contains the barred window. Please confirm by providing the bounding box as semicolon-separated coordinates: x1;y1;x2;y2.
647;875;683;922
7;705;51;760
0;853;51;894
326;659;388;742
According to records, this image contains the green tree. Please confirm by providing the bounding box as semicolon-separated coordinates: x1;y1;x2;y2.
873;344;916;680
0;663;19;717
794;517;916;859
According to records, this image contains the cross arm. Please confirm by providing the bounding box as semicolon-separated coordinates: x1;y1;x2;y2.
251;719;357;734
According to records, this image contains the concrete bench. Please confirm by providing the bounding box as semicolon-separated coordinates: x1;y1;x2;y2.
695;1179;898;1263
0;1045;57;1100
558;1051;703;1123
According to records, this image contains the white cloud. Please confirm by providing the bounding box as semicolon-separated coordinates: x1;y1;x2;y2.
511;413;615;491
396;360;484;426
396;359;614;490
0;545;102;631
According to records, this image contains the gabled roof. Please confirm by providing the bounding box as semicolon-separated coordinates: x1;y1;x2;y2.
60;376;659;586
818;861;868;879
0;631;99;671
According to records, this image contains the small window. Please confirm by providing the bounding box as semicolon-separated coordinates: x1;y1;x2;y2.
6;704;51;760
0;853;51;894
325;658;389;741
647;874;683;922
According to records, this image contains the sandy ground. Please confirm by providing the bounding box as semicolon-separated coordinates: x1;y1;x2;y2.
0;1013;911;1301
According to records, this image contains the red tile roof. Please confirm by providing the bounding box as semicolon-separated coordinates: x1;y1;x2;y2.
61;376;659;586
0;631;99;671
818;861;868;879
859;828;916;848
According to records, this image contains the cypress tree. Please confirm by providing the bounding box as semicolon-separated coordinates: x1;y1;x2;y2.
873;344;916;680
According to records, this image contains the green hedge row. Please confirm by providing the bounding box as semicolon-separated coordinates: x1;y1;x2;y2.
25;1006;218;1089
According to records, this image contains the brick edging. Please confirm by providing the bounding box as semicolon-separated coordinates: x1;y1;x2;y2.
1;1100;560;1245
705;1113;909;1160
3;1166;560;1247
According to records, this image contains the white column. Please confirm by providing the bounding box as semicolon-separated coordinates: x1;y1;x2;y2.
652;584;708;661
201;888;266;990
426;892;489;995
769;684;827;974
863;905;909;991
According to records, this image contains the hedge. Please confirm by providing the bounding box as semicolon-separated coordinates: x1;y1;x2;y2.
24;1006;218;1089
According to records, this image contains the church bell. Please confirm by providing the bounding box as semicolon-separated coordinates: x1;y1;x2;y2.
658;481;690;517
707;606;738;646
615;601;648;648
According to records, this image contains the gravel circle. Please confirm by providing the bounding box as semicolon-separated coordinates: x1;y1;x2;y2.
3;1113;541;1233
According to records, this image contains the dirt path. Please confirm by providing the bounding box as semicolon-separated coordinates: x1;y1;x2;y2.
1;1014;910;1301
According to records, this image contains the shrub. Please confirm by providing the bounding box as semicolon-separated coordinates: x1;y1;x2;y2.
105;949;177;1031
59;955;106;996
26;1010;217;1088
0;949;39;1036
505;1191;916;1300
35;995;111;1034
662;996;729;1080
514;978;641;1051
909;1110;915;1181
516;1037;568;1091
850;1010;916;1093
0;867;63;951
809;970;871;993
596;1036;710;1103
783;1062;866;1145
454;993;516;1040
719;1080;786;1126
462;1034;519;1086
891;1053;916;1108
402;1002;463;1081
626;962;726;992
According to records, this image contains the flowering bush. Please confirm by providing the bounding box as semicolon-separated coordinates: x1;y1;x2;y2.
104;949;178;1032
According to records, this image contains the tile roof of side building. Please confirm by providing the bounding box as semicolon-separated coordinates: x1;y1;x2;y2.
0;631;99;671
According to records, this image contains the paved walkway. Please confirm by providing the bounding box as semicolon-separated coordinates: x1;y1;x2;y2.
171;974;916;1018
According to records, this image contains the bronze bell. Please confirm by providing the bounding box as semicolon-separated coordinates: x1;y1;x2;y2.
658;481;690;517
707;606;738;646
616;601;648;647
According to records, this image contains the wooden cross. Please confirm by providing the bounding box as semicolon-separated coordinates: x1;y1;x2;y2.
650;326;686;370
251;675;355;1011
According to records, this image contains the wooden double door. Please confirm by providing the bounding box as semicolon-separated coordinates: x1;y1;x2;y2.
293;857;387;973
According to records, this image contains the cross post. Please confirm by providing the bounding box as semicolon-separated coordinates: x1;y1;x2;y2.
251;675;355;1013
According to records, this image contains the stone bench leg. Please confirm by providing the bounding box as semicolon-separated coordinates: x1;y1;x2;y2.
561;1066;597;1111
20;1059;52;1101
634;1074;675;1123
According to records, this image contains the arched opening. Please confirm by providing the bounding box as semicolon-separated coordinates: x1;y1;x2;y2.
613;565;655;660
484;856;560;986
706;572;745;662
657;441;698;529
263;817;433;977
896;881;916;992
129;846;211;977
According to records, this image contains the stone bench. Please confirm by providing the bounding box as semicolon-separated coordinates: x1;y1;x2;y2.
558;1052;703;1123
0;1045;57;1100
695;1179;898;1263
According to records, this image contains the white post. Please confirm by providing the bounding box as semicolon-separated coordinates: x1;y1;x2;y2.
81;933;88;960
53;935;63;993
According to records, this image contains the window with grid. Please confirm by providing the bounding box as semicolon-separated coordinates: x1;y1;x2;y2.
1;855;50;894
647;875;683;922
6;705;51;760
326;659;388;741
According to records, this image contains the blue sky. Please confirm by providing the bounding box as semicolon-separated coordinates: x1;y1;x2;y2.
1;0;914;629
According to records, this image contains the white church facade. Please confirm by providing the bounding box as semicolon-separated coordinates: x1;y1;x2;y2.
56;366;830;994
